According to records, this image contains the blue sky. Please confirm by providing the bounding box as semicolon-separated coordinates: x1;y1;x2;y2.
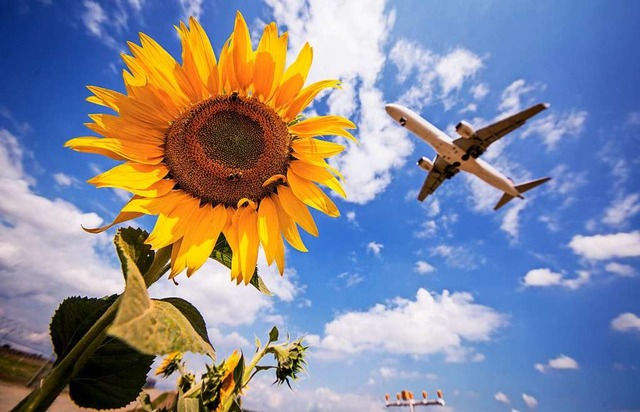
1;1;639;411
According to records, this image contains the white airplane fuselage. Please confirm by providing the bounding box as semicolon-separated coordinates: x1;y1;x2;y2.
385;103;522;198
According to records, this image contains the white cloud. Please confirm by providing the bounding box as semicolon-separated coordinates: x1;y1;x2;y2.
494;391;510;404
332;87;414;204
376;366;438;381
603;193;640;227
569;232;640;260
150;253;302;327
522;268;562;287
336;272;364;288
605;262;636;277
611;313;640;333
471;83;490;100
389;40;484;111
535;355;579;373
81;0;119;50
435;49;484;96
460;103;477;114
207;328;250;350
0;130;121;330
521;110;588;151
415;220;437;238
367;241;384;257
313;288;507;361
430;244;485;270
53;172;80;188
178;0;203;20
243;376;382;412
498;79;540;116
522;393;538;409
128;0;145;12
501;200;528;241
346;211;357;223
414;260;436;274
522;268;591;290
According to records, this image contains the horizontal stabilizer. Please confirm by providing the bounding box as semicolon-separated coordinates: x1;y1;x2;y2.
494;177;552;211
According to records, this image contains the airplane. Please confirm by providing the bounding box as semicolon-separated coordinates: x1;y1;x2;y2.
384;102;552;210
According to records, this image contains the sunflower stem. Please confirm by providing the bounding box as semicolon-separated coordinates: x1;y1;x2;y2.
11;246;171;412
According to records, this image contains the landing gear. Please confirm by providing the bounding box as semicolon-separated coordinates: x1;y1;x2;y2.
463;146;483;160
443;162;461;179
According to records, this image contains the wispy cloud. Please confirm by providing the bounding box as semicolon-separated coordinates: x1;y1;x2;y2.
389;40;484;111
521;110;588;151
178;0;204;20
366;241;384;257
494;391;510;404
414;260;436;274
603;193;640;227
522;393;538;409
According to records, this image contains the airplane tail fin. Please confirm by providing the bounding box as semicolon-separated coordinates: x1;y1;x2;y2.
494;177;552;211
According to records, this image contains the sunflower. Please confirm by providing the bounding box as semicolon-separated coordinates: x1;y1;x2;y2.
66;12;355;284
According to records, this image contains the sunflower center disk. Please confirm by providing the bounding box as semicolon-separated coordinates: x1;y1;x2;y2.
165;95;291;207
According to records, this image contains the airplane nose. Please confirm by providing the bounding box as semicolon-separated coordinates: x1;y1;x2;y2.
385;103;398;116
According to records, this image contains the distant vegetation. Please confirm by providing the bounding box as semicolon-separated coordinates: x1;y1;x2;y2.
0;344;52;386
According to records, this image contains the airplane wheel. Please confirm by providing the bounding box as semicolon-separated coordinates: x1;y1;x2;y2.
462;154;469;161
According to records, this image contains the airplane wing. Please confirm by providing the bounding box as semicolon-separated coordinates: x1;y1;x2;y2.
417;156;450;201
453;103;549;153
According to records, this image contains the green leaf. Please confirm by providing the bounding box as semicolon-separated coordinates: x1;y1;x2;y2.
49;296;154;410
250;271;273;296
177;393;201;412
108;249;215;358
161;297;213;350
268;326;279;343
254;336;261;352
114;227;155;281
210;234;272;296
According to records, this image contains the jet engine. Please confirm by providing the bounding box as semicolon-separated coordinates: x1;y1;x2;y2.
455;120;475;138
417;156;433;172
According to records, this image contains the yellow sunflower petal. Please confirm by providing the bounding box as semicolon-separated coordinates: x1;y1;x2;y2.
252;23;278;101
169;237;185;279
218;38;234;92
226;209;242;283
290;160;346;198
257;196;280;265
178;17;219;98
236;203;259;284
292;137;345;158
274;232;285;275
231;11;254;93
272;193;308;252
129;33;191;106
273;43;313;109
83;210;143;234
289;115;357;142
88;163;174;197
65;137;164;164
287;168;340;217
148;196;202;250
276;185;319;237
281;79;341;122
184;205;227;277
